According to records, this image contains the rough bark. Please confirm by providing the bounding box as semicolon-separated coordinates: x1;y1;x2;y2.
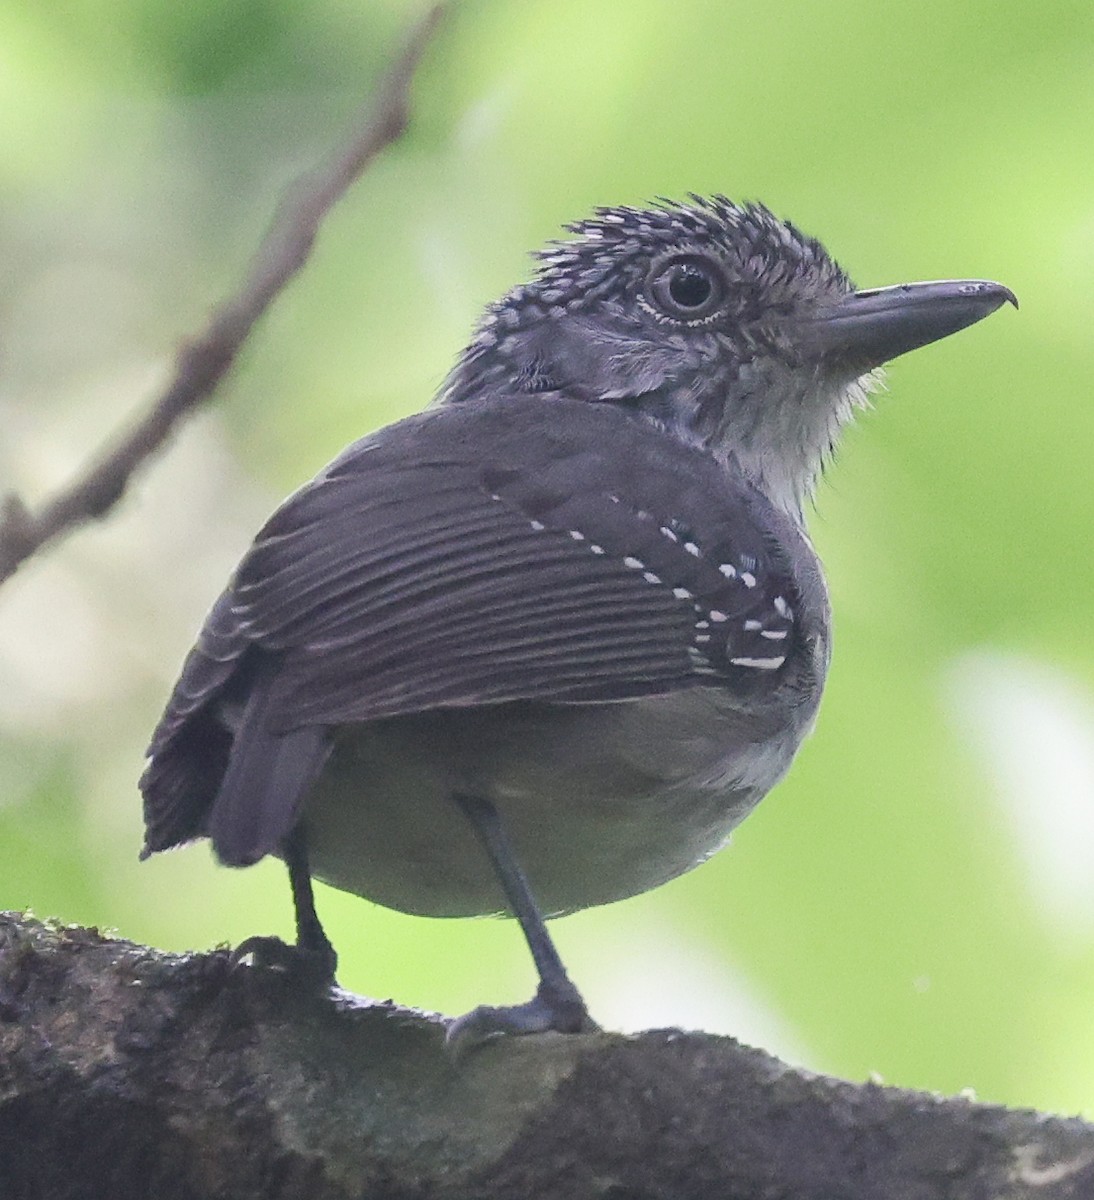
0;912;1090;1200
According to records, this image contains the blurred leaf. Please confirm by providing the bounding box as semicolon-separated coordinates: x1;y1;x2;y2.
0;744;107;920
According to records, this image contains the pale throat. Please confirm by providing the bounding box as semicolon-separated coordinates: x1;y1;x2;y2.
708;368;879;525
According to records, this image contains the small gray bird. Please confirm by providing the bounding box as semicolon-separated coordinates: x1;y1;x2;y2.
141;196;1014;1045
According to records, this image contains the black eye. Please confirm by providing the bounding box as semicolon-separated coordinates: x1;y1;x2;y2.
646;255;726;321
669;266;711;308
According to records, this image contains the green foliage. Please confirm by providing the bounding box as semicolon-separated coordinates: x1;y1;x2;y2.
1;0;1091;1117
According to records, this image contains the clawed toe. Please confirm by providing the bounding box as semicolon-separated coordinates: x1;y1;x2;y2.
445;981;598;1058
231;934;337;988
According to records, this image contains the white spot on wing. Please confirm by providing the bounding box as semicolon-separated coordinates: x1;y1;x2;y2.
740;572;757;588
719;563;736;578
730;655;786;669
623;556;644;570
688;647;718;673
673;587;693;600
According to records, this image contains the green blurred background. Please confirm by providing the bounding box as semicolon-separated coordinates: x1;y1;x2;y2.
1;0;1091;1116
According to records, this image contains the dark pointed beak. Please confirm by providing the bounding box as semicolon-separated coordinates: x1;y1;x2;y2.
805;279;1017;371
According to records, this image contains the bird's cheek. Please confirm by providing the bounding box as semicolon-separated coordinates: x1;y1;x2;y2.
518;316;684;401
595;345;685;400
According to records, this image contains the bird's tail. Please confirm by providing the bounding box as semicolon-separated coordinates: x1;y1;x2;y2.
207;660;332;866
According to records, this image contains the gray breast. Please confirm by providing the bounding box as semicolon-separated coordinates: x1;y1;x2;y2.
302;650;826;920
301;487;832;920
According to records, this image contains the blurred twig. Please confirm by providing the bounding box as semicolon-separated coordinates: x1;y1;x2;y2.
0;4;444;588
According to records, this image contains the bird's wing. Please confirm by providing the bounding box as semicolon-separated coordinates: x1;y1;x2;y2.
140;592;253;855
233;395;799;728
141;394;801;861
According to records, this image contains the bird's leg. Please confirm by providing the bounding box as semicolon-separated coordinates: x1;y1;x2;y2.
447;792;597;1052
284;822;339;980
232;822;338;986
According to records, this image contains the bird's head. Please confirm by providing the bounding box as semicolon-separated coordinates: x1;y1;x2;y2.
441;196;1015;520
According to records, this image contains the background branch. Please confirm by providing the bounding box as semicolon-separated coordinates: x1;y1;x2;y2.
1;913;1091;1200
0;4;443;588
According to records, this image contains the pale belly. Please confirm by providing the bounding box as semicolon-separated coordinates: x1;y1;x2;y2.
302;687;814;918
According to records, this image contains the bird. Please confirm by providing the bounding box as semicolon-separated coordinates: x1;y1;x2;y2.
140;195;1015;1047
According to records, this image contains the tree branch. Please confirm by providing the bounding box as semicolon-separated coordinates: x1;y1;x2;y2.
0;5;444;588
1;913;1091;1200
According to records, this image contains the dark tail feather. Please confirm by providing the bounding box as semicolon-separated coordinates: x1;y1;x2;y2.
140;711;233;857
207;664;332;867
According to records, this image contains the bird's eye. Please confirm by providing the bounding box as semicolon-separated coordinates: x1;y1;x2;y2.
646;255;726;322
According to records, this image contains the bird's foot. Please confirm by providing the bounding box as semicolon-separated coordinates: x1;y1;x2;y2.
231;934;338;989
445;978;598;1058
